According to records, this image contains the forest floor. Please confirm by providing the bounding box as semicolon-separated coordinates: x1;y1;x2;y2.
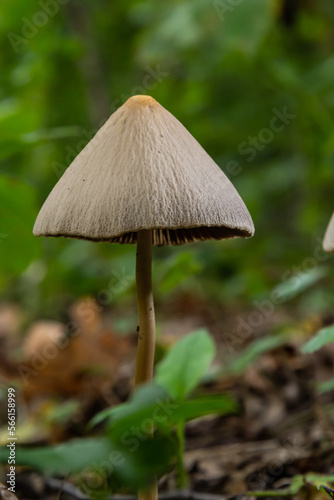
0;296;334;500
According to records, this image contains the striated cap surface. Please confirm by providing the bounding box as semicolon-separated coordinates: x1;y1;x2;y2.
33;95;255;245
323;212;334;253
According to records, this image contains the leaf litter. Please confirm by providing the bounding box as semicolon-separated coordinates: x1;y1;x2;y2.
0;298;333;499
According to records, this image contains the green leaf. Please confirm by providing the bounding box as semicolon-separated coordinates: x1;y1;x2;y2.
316;378;334;394
272;267;327;303
302;325;334;354
91;384;235;437
304;472;334;489
0;176;42;276
319;485;334;499
154;251;201;295
90;384;169;428
224;335;288;375
0;435;175;488
0;438;112;475
169;394;237;423
251;475;304;497
251;473;334;497
155;330;216;400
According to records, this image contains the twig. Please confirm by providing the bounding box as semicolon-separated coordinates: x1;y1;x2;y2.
45;478;88;499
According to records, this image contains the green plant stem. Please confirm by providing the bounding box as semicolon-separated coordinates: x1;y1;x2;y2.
135;229;158;500
176;420;188;489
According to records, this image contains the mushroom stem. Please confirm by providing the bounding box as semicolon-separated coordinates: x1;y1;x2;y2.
135;229;156;386
135;230;158;500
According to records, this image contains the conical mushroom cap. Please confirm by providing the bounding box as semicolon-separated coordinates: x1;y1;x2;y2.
323;212;334;253
34;96;254;246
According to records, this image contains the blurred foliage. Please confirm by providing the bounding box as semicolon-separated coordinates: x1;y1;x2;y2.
221;333;288;375
0;332;235;493
1;3;334;496
0;0;334;318
0;380;235;493
0;434;175;491
302;324;334;354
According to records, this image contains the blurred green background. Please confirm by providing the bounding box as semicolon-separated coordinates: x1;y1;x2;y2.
1;0;333;325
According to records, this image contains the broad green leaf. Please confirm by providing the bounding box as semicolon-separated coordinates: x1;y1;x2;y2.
0;438;112;475
90;383;169;428
91;384;235;436
302;325;334;354
0;435;174;488
110;383;169;422
155;330;216;400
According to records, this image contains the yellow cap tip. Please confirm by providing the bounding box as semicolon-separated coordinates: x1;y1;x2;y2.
126;95;157;107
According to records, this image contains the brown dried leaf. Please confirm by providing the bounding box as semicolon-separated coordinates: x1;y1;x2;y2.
0;482;18;500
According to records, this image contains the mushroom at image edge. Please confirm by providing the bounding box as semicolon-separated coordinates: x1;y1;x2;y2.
323;212;334;253
33;95;255;499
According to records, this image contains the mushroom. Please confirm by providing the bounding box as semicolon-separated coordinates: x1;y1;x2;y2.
323;212;334;253
33;95;254;497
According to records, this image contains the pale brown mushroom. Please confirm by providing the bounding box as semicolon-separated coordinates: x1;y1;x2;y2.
33;95;253;244
323;212;334;253
34;94;254;377
34;95;254;499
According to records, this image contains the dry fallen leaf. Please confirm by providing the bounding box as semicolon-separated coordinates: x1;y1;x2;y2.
0;304;21;341
19;299;133;400
0;482;18;500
